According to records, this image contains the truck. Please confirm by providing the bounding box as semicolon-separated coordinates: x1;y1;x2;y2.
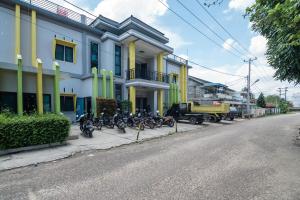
165;101;230;124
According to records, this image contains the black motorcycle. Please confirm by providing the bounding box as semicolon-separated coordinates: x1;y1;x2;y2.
152;111;163;128
113;109;126;133
127;112;145;130
77;113;94;138
99;108;114;128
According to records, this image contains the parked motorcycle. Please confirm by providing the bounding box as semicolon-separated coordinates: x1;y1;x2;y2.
127;112;145;130
113;108;126;133
77;113;94;138
99;108;114;128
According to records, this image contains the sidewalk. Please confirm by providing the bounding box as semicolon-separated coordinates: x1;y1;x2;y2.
0;123;206;171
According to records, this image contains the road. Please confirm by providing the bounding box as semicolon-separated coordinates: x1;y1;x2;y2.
1;113;300;200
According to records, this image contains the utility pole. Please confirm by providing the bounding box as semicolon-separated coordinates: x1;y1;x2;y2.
278;87;288;101
244;57;257;118
284;87;288;101
278;88;282;99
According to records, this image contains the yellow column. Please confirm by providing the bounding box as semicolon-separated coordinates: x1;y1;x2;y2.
31;10;37;67
129;41;136;113
183;65;187;102
157;52;164;114
15;4;21;59
36;59;43;114
180;65;184;102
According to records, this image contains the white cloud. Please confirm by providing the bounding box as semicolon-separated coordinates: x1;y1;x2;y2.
94;0;168;24
249;35;267;58
228;0;255;11
222;38;239;51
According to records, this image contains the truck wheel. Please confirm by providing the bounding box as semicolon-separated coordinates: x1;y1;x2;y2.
190;117;197;125
197;118;204;125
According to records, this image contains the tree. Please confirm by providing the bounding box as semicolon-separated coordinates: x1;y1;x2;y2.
257;93;266;108
279;100;289;113
265;95;281;106
246;1;300;84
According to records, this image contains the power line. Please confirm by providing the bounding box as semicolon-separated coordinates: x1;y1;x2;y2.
194;0;252;56
157;0;242;59
175;0;248;58
61;0;247;79
188;60;245;77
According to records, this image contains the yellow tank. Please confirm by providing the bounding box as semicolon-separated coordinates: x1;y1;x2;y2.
189;101;230;114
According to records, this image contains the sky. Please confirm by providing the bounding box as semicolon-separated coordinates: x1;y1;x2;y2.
55;0;300;102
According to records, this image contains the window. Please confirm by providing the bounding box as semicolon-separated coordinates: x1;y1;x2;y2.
173;74;178;83
55;44;64;61
115;84;122;102
60;96;74;111
55;44;74;63
0;92;17;113
65;46;73;62
115;45;121;76
91;42;98;68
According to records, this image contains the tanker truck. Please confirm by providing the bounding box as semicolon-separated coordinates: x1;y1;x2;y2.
165;101;230;124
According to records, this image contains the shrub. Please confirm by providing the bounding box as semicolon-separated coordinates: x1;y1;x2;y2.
96;98;117;117
0;114;70;150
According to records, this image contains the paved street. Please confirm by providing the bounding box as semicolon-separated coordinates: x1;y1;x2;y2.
1;113;300;200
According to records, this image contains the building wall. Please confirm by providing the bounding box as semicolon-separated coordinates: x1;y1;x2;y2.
0;7;15;64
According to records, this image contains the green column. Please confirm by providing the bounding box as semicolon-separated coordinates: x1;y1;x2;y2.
169;83;173;107
101;69;106;98
175;84;179;103
53;62;60;114
109;70;114;99
17;55;23;115
92;67;98;114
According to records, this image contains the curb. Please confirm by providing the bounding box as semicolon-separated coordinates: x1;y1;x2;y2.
0;142;67;156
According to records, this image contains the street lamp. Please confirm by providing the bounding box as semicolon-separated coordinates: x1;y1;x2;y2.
251;79;260;86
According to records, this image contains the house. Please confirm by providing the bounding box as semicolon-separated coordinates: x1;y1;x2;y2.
0;0;189;120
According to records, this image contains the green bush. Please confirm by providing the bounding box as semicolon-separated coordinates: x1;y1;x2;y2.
0;114;70;150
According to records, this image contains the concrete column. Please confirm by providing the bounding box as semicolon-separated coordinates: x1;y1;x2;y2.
31;10;37;67
92;67;98;114
154;90;158;111
53;62;60;114
36;58;43;114
15;4;20;59
17;55;23;115
158;89;164;114
129;41;136;112
101;69;106;98
109;70;114;98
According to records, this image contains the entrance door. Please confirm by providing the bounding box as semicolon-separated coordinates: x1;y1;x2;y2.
136;97;147;111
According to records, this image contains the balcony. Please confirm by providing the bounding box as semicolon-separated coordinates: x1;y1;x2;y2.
126;69;169;83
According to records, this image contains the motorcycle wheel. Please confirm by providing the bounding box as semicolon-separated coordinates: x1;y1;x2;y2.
168;119;175;127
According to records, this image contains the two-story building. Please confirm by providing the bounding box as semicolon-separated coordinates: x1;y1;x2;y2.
0;0;189;120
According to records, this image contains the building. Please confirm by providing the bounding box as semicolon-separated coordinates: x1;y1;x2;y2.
0;0;189;120
188;76;243;103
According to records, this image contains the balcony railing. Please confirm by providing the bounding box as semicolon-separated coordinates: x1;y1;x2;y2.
127;69;169;83
21;0;95;25
167;54;188;65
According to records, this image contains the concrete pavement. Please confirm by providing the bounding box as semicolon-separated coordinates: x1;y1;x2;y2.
0;121;217;171
0;114;299;199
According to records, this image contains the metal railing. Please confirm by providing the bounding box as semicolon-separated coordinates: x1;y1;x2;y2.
21;0;95;25
127;69;169;83
167;54;188;65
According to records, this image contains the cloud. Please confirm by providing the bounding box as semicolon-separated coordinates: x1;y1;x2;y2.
222;38;239;51
228;0;255;11
249;35;267;58
94;0;168;24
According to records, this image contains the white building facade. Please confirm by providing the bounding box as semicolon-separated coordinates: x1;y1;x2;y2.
0;0;189;119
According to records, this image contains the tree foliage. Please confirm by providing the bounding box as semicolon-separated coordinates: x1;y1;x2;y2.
257;93;266;108
246;0;300;84
265;95;281;106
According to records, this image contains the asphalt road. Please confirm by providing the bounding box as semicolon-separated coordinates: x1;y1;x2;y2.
1;113;300;200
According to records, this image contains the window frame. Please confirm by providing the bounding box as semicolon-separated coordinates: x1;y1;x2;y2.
114;44;122;77
90;42;99;69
